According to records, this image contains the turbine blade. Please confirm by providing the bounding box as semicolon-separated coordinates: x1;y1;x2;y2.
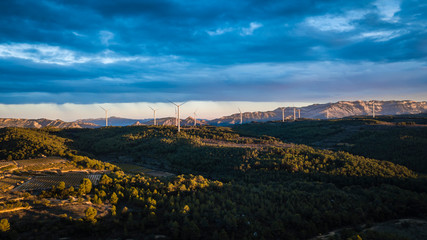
168;100;178;106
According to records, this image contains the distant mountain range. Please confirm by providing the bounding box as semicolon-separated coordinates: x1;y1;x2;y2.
209;100;427;125
1;100;426;128
0;118;99;128
137;117;208;126
76;116;148;127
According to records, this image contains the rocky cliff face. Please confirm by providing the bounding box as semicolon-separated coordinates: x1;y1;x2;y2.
208;100;427;125
0;118;100;128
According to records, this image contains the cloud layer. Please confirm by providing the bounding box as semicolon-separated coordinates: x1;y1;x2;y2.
0;0;426;104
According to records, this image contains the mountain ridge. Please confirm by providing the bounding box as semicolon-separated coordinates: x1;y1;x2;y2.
1;100;425;128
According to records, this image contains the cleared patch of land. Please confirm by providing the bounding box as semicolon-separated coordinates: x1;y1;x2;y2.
14;173;102;191
115;162;174;177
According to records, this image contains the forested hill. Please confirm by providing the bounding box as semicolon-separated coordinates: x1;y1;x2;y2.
233;115;427;173
1;125;427;239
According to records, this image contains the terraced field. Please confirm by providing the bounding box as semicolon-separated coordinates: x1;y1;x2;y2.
14;173;102;191
0;157;72;172
115;163;174;177
15;157;66;169
0;175;29;191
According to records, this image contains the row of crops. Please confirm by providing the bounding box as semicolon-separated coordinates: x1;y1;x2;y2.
14;173;102;191
14;157;66;168
0;175;28;191
0;157;68;172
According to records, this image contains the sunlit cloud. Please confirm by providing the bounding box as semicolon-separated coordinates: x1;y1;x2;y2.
0;43;149;65
99;30;114;46
240;22;263;36
357;30;407;42
206;27;234;36
0;43;90;65
374;0;401;22
305;10;367;32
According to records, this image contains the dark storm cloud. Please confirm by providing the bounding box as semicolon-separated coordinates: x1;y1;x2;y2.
0;0;426;104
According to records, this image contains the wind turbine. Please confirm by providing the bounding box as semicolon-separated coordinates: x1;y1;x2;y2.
193;109;198;127
174;107;178;126
281;107;286;122
372;101;375;118
99;106;109;127
169;101;186;132
293;107;296;121
238;107;243;124
148;106;158;126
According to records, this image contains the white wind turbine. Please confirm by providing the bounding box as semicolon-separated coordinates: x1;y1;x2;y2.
293;107;296;121
193;109;198;127
148;106;158;126
174;106;178;126
238;107;243;124
281;107;286;122
99;106;109;127
372;101;376;118
169;101;186;132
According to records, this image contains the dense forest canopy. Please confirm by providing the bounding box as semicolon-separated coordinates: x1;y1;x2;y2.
0;117;426;239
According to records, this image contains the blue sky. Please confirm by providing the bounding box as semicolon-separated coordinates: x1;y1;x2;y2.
0;0;426;120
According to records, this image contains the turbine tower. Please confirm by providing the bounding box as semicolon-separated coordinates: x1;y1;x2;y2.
169;101;186;132
174;107;178;126
293;107;296;121
238;107;243;124
99;106;109;127
298;109;301;119
149;106;158;126
193;109;198;127
372;101;375;118
281;107;286;122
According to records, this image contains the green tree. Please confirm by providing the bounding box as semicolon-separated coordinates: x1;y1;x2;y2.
0;219;10;232
57;181;66;191
111;205;117;216
99;174;112;185
78;178;92;195
181;205;190;214
110;192;119;204
85;207;97;223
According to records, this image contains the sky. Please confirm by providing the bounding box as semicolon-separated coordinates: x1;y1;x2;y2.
0;0;426;120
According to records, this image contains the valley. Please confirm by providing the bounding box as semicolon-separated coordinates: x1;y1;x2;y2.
0;116;426;239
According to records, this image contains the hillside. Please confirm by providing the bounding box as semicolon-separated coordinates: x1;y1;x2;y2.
141;117;208;126
210;100;427;125
0;118;99;129
76;116;146;127
233;115;427;173
1;125;427;239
